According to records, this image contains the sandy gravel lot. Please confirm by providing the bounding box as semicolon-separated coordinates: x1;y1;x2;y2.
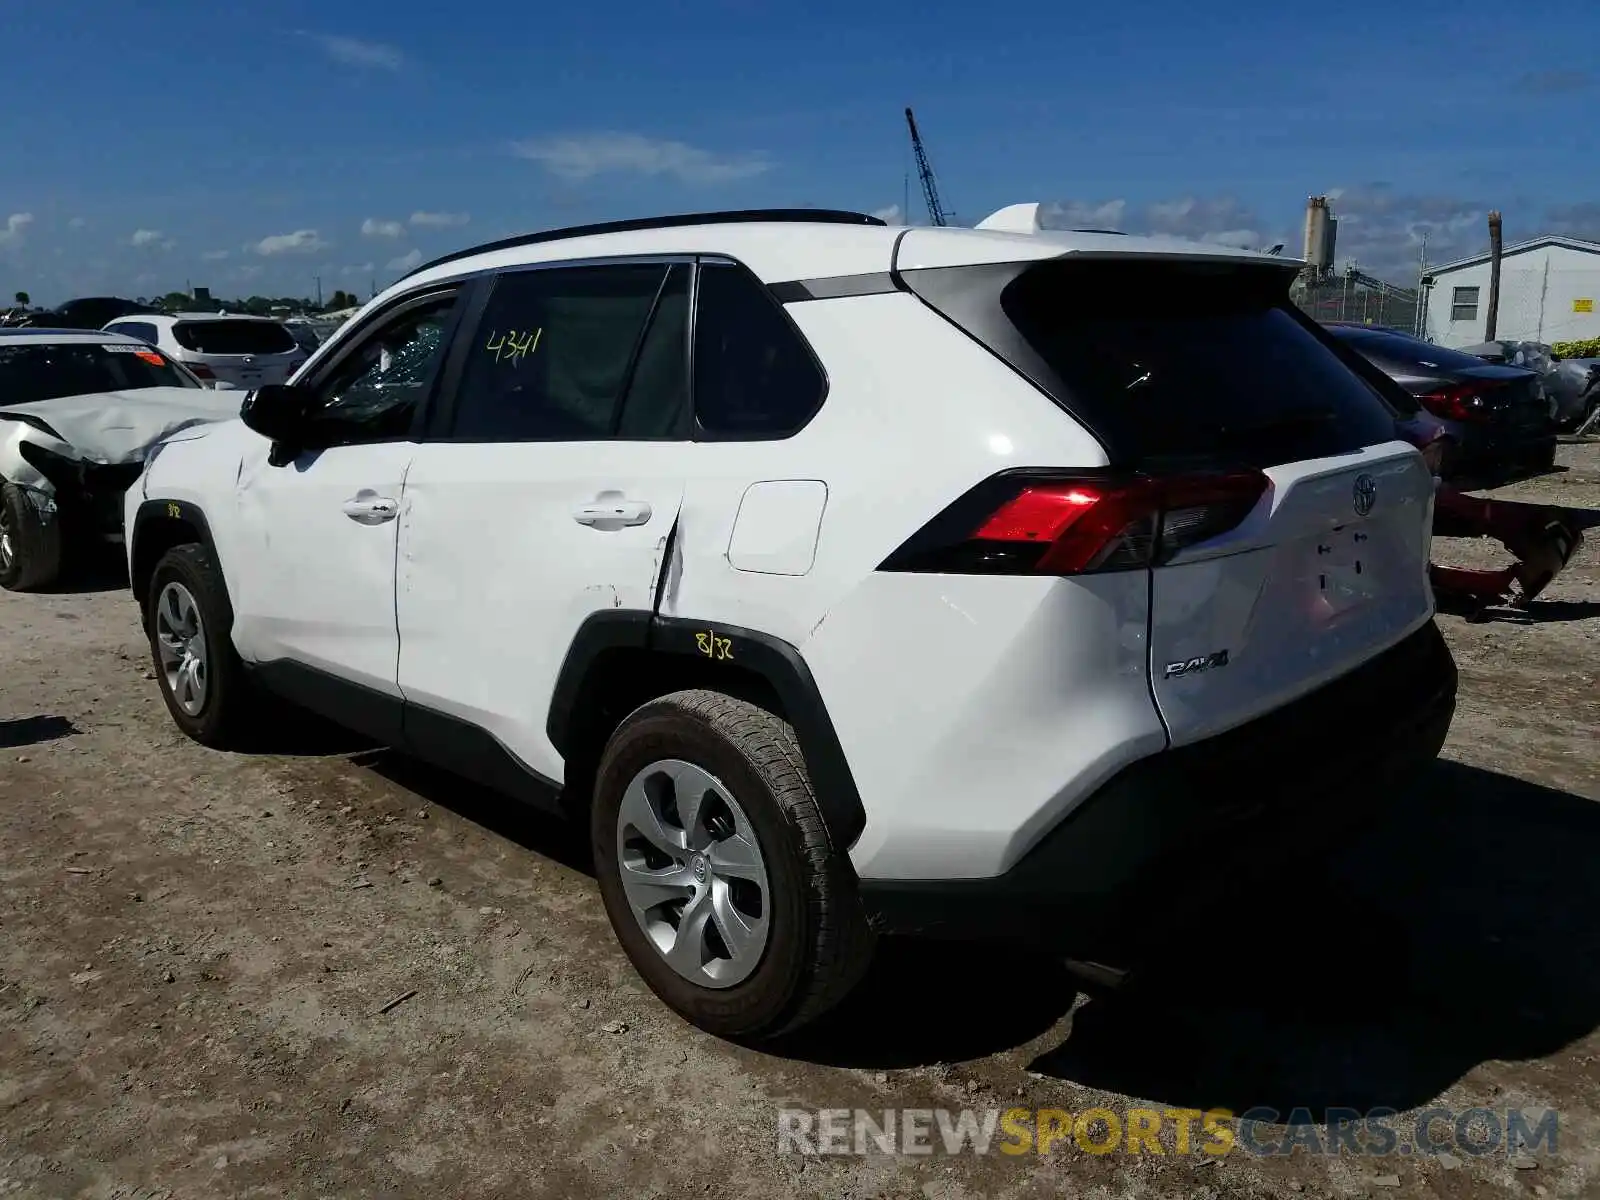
2;444;1597;1199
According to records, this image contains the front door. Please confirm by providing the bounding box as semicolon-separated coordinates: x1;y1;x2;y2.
230;287;465;714
396;260;692;784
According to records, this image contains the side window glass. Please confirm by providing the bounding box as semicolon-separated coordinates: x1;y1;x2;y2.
615;265;689;439
450;264;668;441
111;321;157;345
692;261;825;438
309;293;456;444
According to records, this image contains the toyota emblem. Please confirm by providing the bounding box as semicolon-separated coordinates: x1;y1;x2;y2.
1352;474;1377;517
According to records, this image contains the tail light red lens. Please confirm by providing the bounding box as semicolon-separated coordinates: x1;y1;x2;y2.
1418;383;1488;422
187;362;216;380
879;469;1269;576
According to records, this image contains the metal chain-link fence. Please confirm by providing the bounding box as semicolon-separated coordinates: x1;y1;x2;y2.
1292;271;1423;337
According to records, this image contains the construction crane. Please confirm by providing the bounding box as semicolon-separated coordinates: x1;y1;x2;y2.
904;107;948;227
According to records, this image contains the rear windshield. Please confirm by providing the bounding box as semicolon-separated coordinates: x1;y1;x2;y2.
1327;327;1496;373
173;319;297;356
901;259;1403;468
0;341;199;404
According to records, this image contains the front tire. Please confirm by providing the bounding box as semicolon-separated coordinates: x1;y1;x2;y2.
0;480;63;592
145;543;253;748
591;690;874;1040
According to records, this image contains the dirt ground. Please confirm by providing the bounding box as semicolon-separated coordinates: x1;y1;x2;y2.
2;445;1597;1200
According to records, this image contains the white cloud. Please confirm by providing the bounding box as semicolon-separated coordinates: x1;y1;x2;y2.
1041;196;1273;253
202;249;230;261
387;249;423;272
510;133;770;184
871;204;904;224
253;229;330;256
341;262;376;277
67;217;87;230
1041;199;1129;230
130;228;176;250
0;212;34;246
409;211;470;228
362;217;405;238
304;33;404;70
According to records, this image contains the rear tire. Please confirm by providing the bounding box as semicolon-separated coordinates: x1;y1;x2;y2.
591;689;874;1040
0;480;63;592
145;543;254;749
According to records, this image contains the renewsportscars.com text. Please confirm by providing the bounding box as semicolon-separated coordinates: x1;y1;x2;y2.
777;1106;1559;1158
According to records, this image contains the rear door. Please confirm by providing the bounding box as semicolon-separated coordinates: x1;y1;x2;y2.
172;318;304;388
395;259;691;784
899;254;1437;746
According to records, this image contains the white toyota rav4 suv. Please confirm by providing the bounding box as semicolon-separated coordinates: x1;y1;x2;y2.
127;206;1457;1039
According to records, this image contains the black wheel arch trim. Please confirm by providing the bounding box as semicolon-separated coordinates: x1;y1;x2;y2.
547;610;868;851
130;498;223;615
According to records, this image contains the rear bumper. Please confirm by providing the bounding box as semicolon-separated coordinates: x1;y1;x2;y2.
857;620;1457;953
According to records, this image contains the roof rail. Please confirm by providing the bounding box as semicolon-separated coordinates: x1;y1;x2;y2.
400;208;888;281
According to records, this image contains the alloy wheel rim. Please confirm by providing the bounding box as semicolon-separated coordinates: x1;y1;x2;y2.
0;505;13;573
615;759;771;989
154;581;208;717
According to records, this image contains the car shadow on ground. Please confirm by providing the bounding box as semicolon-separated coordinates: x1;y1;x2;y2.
1434;596;1600;624
0;714;79;749
770;937;1081;1069
364;751;595;877
1026;760;1600;1116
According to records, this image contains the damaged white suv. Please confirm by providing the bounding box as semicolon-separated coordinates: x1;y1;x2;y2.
0;328;237;590
127;206;1458;1039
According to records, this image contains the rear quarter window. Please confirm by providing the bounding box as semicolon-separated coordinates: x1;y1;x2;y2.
173;320;297;356
902;258;1403;469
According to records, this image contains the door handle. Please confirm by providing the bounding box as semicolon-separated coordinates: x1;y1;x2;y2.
573;499;652;529
342;495;399;525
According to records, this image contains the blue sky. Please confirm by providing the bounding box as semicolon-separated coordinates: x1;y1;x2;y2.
1;0;1596;304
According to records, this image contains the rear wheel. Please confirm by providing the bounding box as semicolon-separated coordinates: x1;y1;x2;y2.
0;481;63;592
146;543;254;748
591;690;874;1040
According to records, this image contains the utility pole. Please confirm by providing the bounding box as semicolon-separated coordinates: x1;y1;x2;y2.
1485;211;1503;341
1416;234;1429;338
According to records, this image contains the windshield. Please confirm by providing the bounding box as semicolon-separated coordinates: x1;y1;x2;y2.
173;319;298;355
0;341;200;404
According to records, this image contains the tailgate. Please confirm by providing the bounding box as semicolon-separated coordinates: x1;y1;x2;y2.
1149;442;1437;746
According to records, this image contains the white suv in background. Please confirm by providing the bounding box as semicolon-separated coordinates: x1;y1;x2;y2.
126;207;1457;1040
103;313;306;390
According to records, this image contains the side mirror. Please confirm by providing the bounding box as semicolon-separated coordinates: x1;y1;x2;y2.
240;383;315;443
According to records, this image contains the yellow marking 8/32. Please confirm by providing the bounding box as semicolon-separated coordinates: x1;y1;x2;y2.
484;327;542;365
695;632;733;661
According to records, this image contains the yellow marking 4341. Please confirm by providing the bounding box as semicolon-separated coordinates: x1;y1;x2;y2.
484;327;542;365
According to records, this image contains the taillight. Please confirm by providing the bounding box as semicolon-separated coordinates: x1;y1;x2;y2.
1418;383;1488;422
879;469;1269;576
188;363;216;381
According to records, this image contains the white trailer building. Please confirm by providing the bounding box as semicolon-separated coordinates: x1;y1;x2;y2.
1422;235;1600;348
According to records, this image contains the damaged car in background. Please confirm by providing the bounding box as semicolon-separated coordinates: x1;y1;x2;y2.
0;329;242;591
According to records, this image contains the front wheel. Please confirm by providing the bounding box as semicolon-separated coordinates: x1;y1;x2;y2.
0;480;63;592
145;543;253;748
591;690;874;1040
